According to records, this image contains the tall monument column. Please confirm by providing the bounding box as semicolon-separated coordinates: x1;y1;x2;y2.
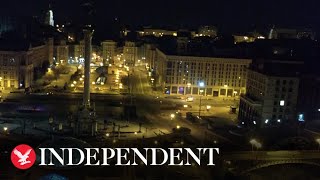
74;28;97;137
83;29;93;108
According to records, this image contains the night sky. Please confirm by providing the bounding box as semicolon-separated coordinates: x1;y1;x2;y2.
1;0;319;32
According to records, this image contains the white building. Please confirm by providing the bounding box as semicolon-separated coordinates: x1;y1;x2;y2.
156;49;251;97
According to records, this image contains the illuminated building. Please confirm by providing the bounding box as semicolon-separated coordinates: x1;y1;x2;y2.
101;40;117;65
54;40;69;64
123;41;138;66
0;39;53;89
156;49;251;97
137;28;178;37
268;27;315;40
196;26;217;37
238;59;302;128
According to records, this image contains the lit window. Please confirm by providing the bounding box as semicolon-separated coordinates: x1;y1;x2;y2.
280;100;285;106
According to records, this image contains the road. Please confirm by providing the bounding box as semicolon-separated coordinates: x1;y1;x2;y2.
0;65;244;149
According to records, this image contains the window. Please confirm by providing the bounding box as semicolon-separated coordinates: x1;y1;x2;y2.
280;100;285;106
289;80;294;85
283;80;287;85
282;87;286;92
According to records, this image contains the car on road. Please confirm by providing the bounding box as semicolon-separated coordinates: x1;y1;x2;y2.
185;96;194;102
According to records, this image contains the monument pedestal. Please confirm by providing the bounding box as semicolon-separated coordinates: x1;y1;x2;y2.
74;106;97;136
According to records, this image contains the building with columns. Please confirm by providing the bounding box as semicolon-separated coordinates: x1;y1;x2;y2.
155;49;251;97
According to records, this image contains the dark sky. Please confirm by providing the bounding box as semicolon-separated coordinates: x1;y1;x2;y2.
1;0;319;32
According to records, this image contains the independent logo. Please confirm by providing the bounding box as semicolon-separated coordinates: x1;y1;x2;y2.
11;144;36;170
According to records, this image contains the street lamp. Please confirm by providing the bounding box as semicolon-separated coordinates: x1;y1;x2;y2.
3;127;8;134
170;113;175;120
176;125;181;129
316;138;320;151
206;105;211;111
198;81;205;117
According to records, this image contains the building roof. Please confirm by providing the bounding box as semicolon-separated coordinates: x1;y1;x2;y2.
251;60;304;77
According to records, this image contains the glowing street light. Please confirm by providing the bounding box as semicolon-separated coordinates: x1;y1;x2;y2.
170;113;175;120
199;81;205;87
3;127;8;133
206;105;211;111
198;81;205;117
106;133;110;137
73;81;77;84
176;125;181;129
70;84;75;87
316;138;320;151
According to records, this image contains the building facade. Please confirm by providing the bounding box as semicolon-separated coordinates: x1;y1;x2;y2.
156;50;251;97
101;40;117;65
54;40;69;65
238;60;302;128
0;42;51;90
123;41;138;66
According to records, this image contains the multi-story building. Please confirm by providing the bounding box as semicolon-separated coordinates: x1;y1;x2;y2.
123;41;138;66
155;49;251;97
196;26;218;37
101;40;117;65
54;40;69;65
238;59;302;128
268;27;315;40
297;69;320;122
144;43;157;69
0;39;52;89
137;28;178;37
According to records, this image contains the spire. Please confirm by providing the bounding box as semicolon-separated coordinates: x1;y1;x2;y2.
45;1;54;27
